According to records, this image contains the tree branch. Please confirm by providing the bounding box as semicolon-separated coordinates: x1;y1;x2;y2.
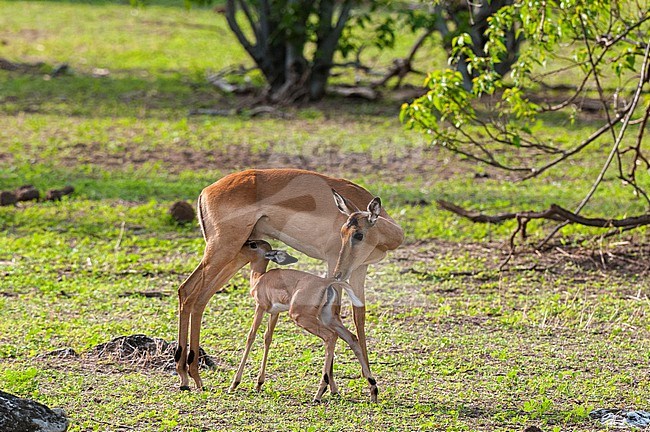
225;0;255;54
520;112;626;180
574;34;650;214
373;26;436;88
437;200;650;229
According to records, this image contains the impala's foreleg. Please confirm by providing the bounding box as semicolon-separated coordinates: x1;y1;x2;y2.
256;312;279;391
230;305;266;392
327;283;378;403
348;266;369;364
330;315;378;403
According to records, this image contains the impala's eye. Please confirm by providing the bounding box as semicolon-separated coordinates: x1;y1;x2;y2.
248;241;257;249
353;232;364;242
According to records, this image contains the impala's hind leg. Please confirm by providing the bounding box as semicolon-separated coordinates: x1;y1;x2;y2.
176;262;203;390
185;255;250;389
176;225;254;390
291;296;338;403
314;333;337;403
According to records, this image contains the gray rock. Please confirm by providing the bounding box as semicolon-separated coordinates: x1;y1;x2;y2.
0;391;68;432
590;408;650;429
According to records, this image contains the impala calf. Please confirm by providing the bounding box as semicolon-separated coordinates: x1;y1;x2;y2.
230;239;378;403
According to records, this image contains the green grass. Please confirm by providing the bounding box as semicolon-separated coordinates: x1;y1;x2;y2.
1;1;649;431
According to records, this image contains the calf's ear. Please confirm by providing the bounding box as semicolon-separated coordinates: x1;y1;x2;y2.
265;250;299;265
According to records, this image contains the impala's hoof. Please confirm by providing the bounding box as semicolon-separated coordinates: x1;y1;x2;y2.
180;385;191;391
228;383;239;393
370;387;379;403
312;398;322;404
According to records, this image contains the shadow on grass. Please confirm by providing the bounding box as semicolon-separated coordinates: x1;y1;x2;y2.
1;66;404;119
3;65;598;123
1;68;220;119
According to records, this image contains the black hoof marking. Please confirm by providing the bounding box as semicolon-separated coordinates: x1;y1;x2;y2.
367;377;376;386
180;385;191;391
174;346;183;362
323;373;329;385
187;350;195;365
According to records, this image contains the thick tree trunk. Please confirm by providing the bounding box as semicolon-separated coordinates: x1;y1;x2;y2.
308;0;353;100
469;0;520;79
228;0;346;102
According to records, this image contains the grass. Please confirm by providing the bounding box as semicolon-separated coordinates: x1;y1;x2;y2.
1;1;649;431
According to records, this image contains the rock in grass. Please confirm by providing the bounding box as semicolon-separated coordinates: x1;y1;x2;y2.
0;391;69;432
0;191;17;206
15;185;39;202
169;201;195;224
39;348;79;359
45;189;64;201
45;185;74;202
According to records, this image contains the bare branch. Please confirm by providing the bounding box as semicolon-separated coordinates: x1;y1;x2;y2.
236;0;260;42
574;35;650;214
521;112;626;180
373;27;436;88
225;0;255;54
437;200;650;229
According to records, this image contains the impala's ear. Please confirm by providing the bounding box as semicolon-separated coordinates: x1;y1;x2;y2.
332;189;359;216
367;197;381;226
264;250;299;265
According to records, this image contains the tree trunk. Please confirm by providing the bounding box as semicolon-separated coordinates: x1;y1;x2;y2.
308;0;353;100
225;0;354;102
470;0;520;77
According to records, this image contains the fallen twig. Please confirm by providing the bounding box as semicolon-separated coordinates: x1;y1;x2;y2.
437;200;650;229
437;199;650;268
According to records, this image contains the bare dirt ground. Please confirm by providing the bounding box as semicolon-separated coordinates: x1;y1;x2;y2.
397;239;650;276
49;129;488;184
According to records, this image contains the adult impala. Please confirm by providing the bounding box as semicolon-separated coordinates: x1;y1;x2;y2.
175;168;404;390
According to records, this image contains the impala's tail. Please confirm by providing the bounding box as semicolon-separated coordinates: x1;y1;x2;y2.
331;281;364;308
196;192;208;241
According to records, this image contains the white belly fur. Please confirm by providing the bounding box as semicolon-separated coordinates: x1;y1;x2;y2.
268;303;290;314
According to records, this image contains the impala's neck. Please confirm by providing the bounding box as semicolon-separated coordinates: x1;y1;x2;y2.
249;259;270;285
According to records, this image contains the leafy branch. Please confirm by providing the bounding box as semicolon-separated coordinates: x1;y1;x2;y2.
402;1;650;243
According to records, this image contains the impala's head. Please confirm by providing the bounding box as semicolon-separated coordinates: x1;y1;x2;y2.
331;189;382;281
242;240;298;272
